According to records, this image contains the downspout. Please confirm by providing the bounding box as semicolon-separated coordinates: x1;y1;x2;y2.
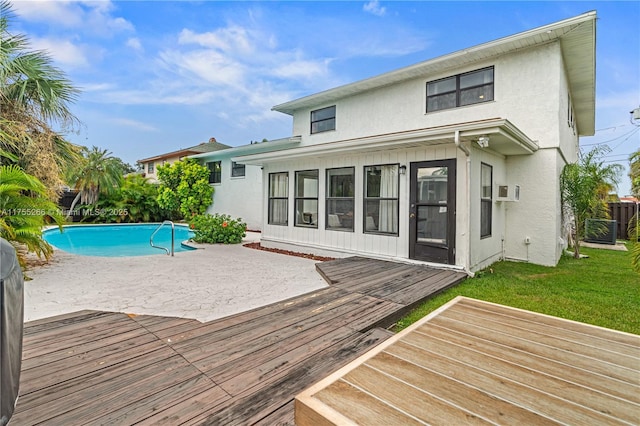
454;130;473;276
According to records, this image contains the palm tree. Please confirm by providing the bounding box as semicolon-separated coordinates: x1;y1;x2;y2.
560;146;623;258
67;146;123;217
0;165;63;266
0;0;81;200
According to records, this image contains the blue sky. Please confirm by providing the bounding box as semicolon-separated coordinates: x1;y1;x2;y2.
11;0;640;196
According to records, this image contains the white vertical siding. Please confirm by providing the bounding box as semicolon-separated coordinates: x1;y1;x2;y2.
261;144;469;268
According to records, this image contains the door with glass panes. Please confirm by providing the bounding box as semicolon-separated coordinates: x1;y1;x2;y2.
409;160;456;264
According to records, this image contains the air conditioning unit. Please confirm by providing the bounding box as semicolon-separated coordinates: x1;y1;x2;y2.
584;219;617;245
495;184;520;202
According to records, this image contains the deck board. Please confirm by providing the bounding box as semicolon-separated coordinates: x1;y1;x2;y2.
295;296;640;426
12;257;466;425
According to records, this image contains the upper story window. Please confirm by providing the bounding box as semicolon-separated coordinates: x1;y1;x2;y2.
311;105;336;134
567;92;576;135
207;161;221;184
427;67;494;113
147;161;155;174
231;161;246;178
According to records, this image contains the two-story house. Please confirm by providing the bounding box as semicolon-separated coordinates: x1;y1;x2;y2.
138;137;230;182
235;12;596;273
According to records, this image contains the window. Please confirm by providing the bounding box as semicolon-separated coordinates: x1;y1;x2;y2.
311;105;336;134
326;167;354;231
147;161;155;174
207;161;222;184
231;161;246;178
567;92;576;135
295;170;319;228
268;172;289;225
427;67;494;112
364;165;399;235
481;163;492;238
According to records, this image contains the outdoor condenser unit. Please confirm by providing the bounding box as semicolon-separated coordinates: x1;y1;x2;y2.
584;219;617;245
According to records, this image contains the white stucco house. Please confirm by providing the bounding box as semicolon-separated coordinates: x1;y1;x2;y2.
229;12;596;274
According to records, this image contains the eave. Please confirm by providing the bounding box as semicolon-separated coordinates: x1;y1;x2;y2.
272;12;596;136
189;136;302;160
235;118;537;166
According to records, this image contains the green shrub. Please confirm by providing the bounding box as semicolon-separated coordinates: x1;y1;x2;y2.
157;159;213;219
190;213;246;244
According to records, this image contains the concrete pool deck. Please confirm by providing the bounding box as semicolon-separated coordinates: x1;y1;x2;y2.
24;232;329;323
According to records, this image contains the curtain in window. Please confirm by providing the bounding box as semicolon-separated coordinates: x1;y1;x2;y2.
378;165;398;233
269;173;288;225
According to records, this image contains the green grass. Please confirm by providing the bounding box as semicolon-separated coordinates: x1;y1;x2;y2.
395;244;640;335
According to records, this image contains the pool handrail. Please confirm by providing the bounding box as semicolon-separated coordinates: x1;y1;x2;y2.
150;220;174;256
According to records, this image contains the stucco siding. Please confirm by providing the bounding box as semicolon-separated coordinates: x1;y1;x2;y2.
206;158;263;231
469;148;507;271
503;149;563;266
291;43;564;151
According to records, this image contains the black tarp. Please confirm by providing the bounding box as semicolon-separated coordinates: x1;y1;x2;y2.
0;238;23;425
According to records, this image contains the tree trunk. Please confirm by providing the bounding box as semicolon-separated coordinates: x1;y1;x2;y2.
66;192;82;220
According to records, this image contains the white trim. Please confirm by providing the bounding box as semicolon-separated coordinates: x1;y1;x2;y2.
238;119;537;166
272;13;595;135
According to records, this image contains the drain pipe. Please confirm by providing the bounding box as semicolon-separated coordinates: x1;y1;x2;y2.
454;130;473;276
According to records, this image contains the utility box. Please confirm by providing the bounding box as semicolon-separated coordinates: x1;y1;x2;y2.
584;219;617;245
1;238;24;425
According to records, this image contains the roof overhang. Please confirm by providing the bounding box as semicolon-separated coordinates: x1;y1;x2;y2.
138;149;200;163
236;119;537;165
189;136;302;160
272;12;596;136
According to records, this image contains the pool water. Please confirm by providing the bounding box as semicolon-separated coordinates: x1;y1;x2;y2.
43;224;195;257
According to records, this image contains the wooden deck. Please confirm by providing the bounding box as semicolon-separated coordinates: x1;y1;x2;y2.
296;296;640;426
11;257;465;425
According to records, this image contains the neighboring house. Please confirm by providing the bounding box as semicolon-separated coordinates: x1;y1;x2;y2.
235;12;596;273
138;138;230;182
190;137;301;231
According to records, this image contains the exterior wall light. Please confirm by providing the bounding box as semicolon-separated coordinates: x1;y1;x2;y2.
399;165;407;175
477;136;490;148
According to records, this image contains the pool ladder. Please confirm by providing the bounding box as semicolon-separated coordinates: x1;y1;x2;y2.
150;220;175;256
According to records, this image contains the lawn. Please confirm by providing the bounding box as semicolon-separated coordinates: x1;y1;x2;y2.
396;244;640;335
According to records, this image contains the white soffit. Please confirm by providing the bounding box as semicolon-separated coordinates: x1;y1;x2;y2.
272;12;596;135
236;118;537;165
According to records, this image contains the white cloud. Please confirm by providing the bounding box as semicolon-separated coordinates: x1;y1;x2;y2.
79;82;116;92
126;37;143;51
363;1;387;17
151;23;337;113
30;37;90;68
110;117;158;132
12;1;85;26
179;27;253;54
272;58;332;80
158;49;247;88
13;0;134;35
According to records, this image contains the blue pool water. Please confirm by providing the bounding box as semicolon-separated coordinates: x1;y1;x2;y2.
43;224;195;257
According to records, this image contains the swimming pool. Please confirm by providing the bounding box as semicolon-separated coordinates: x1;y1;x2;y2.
43;224;195;257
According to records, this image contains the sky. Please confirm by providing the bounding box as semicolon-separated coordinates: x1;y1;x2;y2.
9;0;640;196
